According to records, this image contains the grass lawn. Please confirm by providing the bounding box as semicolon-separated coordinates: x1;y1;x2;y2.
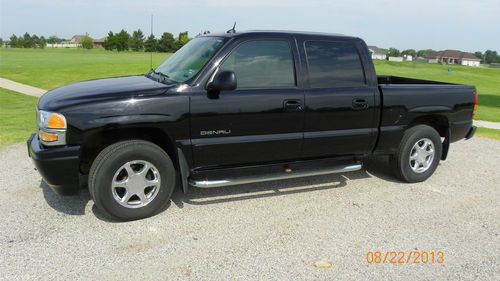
0;88;38;148
0;48;171;90
374;61;500;122
476;127;500;141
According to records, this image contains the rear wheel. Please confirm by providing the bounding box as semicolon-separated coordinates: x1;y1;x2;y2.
89;140;176;221
390;125;442;183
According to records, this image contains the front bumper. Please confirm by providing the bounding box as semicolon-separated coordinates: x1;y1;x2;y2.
27;134;81;194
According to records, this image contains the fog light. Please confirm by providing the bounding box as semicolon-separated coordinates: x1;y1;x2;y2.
40;130;59;142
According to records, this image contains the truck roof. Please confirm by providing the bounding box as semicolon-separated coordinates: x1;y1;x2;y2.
198;30;360;41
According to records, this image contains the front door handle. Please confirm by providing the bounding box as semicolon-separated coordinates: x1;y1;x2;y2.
284;100;303;112
352;98;368;110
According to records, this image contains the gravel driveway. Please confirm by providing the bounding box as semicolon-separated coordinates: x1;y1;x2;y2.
0;138;499;280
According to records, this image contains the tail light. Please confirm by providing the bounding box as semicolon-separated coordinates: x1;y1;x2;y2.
472;92;478;120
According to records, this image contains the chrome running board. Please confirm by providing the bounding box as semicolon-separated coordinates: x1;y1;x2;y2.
189;163;362;188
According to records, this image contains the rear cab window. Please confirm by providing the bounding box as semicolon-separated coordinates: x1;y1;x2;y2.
304;40;366;88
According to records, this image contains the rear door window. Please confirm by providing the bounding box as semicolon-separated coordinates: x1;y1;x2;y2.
305;41;366;88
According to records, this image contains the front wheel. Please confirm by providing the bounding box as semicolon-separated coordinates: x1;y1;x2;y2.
89;140;176;221
390;125;442;183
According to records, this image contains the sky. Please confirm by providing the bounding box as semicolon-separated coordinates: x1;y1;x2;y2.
1;0;499;52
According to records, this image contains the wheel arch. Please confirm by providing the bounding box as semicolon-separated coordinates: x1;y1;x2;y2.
79;126;178;175
407;114;449;138
406;114;450;160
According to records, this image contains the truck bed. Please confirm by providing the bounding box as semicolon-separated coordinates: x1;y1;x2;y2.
374;75;476;154
378;75;458;85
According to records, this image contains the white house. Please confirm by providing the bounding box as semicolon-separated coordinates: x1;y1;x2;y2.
46;35;84;48
368;46;387;60
428;50;481;67
388;56;404;62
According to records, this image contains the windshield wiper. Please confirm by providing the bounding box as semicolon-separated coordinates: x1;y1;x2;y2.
147;70;178;84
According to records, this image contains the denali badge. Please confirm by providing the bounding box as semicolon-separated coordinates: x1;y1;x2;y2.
200;130;232;136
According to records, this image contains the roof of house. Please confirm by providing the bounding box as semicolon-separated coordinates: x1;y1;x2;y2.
368;46;387;55
69;35;86;43
429;50;480;61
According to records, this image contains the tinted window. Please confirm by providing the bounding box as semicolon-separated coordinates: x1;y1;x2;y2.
305;41;365;88
220;40;295;89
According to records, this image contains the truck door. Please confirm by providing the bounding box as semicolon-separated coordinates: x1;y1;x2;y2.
189;37;305;168
300;39;378;158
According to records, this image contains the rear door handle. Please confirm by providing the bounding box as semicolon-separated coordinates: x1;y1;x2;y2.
352;98;368;110
284;100;303;112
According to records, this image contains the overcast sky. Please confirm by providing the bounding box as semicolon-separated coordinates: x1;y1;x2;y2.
1;0;499;52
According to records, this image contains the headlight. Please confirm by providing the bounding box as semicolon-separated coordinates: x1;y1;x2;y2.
37;110;67;146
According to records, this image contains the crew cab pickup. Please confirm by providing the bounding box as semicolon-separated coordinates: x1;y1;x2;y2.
28;31;477;221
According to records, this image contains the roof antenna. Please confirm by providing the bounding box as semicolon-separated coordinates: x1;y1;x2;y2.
150;14;154;70
226;22;236;33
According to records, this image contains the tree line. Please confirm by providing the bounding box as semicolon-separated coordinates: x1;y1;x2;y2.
103;29;189;52
5;33;47;48
1;34;500;63
0;29;191;53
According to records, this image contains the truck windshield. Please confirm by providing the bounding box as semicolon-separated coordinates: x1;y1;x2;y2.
155;37;226;83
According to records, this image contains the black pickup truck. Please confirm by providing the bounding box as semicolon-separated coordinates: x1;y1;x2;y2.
28;31;477;220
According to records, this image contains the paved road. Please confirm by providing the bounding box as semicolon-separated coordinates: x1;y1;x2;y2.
475;120;500;130
0;138;499;280
0;77;47;97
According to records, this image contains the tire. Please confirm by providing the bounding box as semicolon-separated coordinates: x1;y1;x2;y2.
89;140;176;221
390;125;442;183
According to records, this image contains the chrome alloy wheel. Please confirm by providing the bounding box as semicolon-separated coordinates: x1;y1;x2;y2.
409;138;435;173
111;160;161;208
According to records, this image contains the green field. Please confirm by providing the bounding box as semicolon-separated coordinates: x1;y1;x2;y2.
0;88;38;147
0;48;171;90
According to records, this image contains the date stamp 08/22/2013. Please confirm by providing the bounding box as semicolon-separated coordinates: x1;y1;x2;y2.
366;251;445;265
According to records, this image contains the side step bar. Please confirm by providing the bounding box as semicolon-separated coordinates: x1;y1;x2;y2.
189;163;362;188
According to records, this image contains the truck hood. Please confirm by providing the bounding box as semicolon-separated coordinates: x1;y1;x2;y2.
38;75;173;111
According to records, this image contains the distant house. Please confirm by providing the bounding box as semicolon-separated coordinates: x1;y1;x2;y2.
69;35;86;45
46;35;83;48
428;50;481;67
388;56;404;62
93;37;106;48
368;46;387;60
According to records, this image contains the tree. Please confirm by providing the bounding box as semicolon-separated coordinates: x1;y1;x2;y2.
175;31;190;50
130;29;145;51
31;35;46;48
401;49;416;57
474;51;484;62
22;32;33;48
157;32;175;52
0;38;3;48
387;48;400;57
47;36;63;44
9;35;19;47
417;49;435;58
144;34;158;52
484;50;500;64
114;29;130;51
81;34;94;49
31;35;40;48
104;31;116;50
